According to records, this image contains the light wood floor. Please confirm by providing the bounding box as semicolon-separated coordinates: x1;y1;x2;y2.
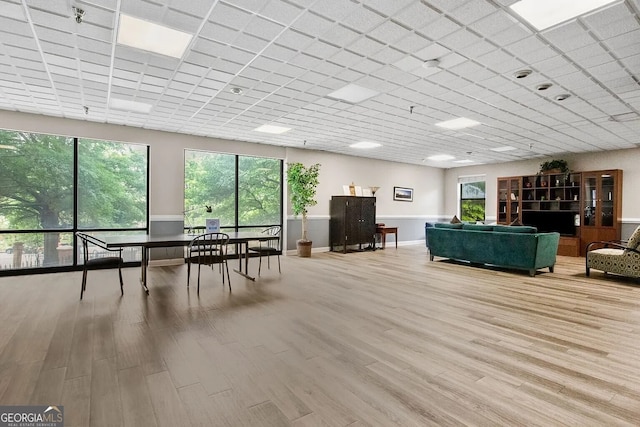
1;246;640;426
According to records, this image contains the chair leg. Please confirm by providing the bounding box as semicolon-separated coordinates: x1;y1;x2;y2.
187;261;191;286
80;268;87;300
277;254;281;274
258;252;262;276
118;266;124;296
224;260;231;291
197;263;201;294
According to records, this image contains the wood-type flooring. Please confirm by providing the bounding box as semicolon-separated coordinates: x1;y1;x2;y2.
1;246;639;426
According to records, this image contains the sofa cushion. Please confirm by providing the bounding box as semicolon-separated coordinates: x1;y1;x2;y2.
434;222;463;229
493;225;538;233
462;224;494;231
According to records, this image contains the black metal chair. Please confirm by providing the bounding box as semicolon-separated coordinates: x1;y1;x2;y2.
248;226;281;276
187;232;230;293
76;232;124;300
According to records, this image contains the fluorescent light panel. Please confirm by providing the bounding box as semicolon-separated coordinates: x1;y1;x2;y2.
109;98;153;113
350;141;381;149
117;14;193;58
254;124;291;134
490;146;517;152
435;117;481;130
327;84;380;103
428;154;455;161
510;0;617;30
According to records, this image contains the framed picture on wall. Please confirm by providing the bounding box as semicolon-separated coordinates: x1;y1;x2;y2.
393;186;413;202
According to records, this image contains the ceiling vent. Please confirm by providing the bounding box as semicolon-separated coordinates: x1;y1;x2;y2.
513;69;532;79
536;83;552;91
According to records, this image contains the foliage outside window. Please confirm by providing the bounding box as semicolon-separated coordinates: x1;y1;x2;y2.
0;129;148;271
184;150;282;230
460;181;486;222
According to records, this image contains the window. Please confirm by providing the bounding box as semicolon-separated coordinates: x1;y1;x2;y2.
184;150;282;231
459;177;486;223
0;129;148;272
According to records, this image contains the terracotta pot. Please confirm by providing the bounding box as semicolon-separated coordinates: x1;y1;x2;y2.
296;240;312;257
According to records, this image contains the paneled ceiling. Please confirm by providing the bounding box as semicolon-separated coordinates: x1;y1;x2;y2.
0;0;639;167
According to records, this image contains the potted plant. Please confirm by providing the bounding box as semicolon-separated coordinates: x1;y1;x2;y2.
539;159;569;174
286;162;321;257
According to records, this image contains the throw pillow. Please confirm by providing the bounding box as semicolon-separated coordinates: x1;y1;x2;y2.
624;225;640;251
450;215;462;224
510;218;523;226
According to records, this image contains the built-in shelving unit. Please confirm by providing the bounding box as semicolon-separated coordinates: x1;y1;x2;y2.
497;170;622;256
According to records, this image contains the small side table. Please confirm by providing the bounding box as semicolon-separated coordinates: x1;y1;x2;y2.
376;226;398;249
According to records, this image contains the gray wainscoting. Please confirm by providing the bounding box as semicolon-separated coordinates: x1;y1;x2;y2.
285;216;441;251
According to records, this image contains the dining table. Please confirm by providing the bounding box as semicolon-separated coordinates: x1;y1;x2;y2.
102;231;278;293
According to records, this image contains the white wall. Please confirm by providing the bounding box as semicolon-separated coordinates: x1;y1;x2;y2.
284;148;444;219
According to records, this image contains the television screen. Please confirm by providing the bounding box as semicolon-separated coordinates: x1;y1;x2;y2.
522;211;577;236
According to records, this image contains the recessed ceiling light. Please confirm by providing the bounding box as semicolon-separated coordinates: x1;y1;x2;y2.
422;59;440;68
254;124;291;134
350;141;382;149
453;159;474;164
555;94;571;101
427;154;455;161
490;146;517;152
435;117;481;130
327;84;380;103
109;98;153;113
513;69;532;79
230;87;243;95
536;83;552;91
510;0;617;30
117;14;193;58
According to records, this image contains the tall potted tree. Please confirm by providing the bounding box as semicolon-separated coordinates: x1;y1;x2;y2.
286;162;320;257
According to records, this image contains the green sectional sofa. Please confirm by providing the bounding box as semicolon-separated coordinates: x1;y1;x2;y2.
425;222;560;276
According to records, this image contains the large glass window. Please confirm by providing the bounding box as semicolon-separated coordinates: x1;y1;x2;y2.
0;129;148;272
460;180;486;222
185;150;282;231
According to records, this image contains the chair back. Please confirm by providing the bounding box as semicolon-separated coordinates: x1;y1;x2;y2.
188;232;229;265
262;226;281;251
76;232;120;264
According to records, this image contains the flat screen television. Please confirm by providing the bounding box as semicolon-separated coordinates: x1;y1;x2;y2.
521;211;577;236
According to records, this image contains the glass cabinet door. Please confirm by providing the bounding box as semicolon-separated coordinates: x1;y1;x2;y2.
583;175;597;226
600;173;615;227
583;172;616;228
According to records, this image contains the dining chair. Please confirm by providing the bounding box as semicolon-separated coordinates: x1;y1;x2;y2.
76;232;124;300
248;226;281;276
187;232;231;293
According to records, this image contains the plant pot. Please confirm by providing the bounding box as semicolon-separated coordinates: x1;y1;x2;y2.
296;240;312;257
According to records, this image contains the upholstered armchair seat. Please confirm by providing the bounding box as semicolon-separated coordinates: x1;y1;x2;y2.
586;226;640;278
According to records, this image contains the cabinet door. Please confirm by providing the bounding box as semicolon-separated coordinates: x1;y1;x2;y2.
582;171;618;228
359;197;376;243
497;179;508;223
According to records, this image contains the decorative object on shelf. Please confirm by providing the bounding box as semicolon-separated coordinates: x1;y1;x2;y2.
539;159;569;174
370;186;380;195
393;186;413;202
287;162;321;257
349;182;356;196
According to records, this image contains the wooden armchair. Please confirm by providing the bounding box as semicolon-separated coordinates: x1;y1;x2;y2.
586;226;640;279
